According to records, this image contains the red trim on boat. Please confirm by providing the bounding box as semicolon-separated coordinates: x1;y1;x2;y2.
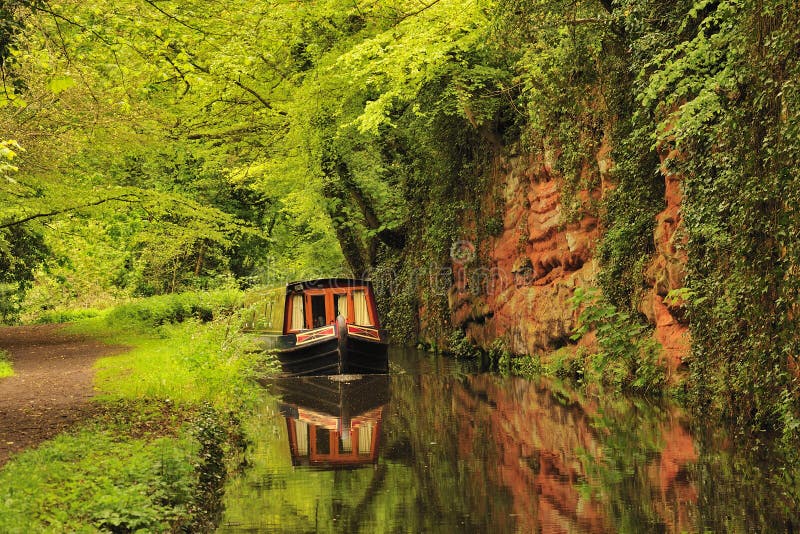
296;325;336;345
346;324;381;341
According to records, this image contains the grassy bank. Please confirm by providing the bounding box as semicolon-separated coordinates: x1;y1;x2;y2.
0;290;275;532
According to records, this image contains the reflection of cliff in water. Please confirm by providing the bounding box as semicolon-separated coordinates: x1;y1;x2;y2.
383;374;700;533
270;375;390;470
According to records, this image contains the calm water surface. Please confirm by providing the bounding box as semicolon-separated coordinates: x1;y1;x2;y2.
218;347;800;533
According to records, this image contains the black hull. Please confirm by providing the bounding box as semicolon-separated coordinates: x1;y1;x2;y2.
271;374;391;418
277;319;388;377
344;334;389;374
277;336;341;376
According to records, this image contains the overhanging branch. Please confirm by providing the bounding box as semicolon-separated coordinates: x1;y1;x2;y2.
0;194;140;230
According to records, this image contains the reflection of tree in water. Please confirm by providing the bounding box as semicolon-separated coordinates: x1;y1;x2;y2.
381;374;517;532
690;431;800;531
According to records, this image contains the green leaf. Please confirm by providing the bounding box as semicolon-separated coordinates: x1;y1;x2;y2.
47;76;76;95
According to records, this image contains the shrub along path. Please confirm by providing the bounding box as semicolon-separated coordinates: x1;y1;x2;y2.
0;325;127;466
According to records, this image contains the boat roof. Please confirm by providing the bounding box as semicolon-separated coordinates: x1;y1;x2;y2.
285;278;372;291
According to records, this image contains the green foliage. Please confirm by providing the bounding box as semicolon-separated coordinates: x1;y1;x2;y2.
511;353;544;378
502;0;609;223
545;346;589;382
570;287;666;394
447;329;483;359
626;0;800;432
0;225;49;323
0;142;50;322
34;308;101;324
0;430;199;532
0;349;13;378
488;337;513;375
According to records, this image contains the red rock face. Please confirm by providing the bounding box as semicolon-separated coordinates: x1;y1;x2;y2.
449;148;605;356
445;141;691;364
641;147;691;368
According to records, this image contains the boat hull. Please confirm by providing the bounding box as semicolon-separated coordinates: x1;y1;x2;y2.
276;318;388;376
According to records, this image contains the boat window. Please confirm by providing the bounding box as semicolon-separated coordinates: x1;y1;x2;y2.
290;293;304;331
353;290;372;325
315;428;331;455
336;294;348;319
310;295;327;328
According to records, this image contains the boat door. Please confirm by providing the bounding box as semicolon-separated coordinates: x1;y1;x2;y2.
303;290;336;328
309;294;327;328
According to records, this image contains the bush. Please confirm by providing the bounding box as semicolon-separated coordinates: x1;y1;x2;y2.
570;287;666;394
34;308;102;324
105;290;242;329
447;329;482;359
488;338;513;375
512;353;544;378
545;347;588;382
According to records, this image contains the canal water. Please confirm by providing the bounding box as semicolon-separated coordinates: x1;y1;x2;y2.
218;347;800;533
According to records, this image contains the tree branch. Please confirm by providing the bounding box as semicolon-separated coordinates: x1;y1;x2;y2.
0;194;140;230
394;0;443;24
37;2;114;46
232;77;276;112
184;125;270;140
141;0;226;36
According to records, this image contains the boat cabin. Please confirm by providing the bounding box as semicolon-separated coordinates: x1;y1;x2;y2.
249;279;388;375
283;278;380;334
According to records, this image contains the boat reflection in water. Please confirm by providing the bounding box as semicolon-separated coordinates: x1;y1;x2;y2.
270;374;390;469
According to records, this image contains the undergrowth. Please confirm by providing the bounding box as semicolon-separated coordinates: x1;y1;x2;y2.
104;289;242;329
0;400;247;533
0;291;273;532
0;429;198;532
34;308;102;324
569;287;666;395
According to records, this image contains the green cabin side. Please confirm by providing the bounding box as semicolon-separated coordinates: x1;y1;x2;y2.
242;286;285;334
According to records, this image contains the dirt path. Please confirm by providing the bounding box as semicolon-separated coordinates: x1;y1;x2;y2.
0;324;127;467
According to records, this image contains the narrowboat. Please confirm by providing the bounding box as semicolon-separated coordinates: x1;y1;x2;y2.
272;374;390;469
249;278;389;376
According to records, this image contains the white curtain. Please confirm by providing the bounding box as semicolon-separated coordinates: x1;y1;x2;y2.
291;293;304;330
295;420;308;456
353;290;372;325
358;424;373;455
337;294;348;318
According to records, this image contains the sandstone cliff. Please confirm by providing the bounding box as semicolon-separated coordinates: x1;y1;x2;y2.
442;143;691;366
